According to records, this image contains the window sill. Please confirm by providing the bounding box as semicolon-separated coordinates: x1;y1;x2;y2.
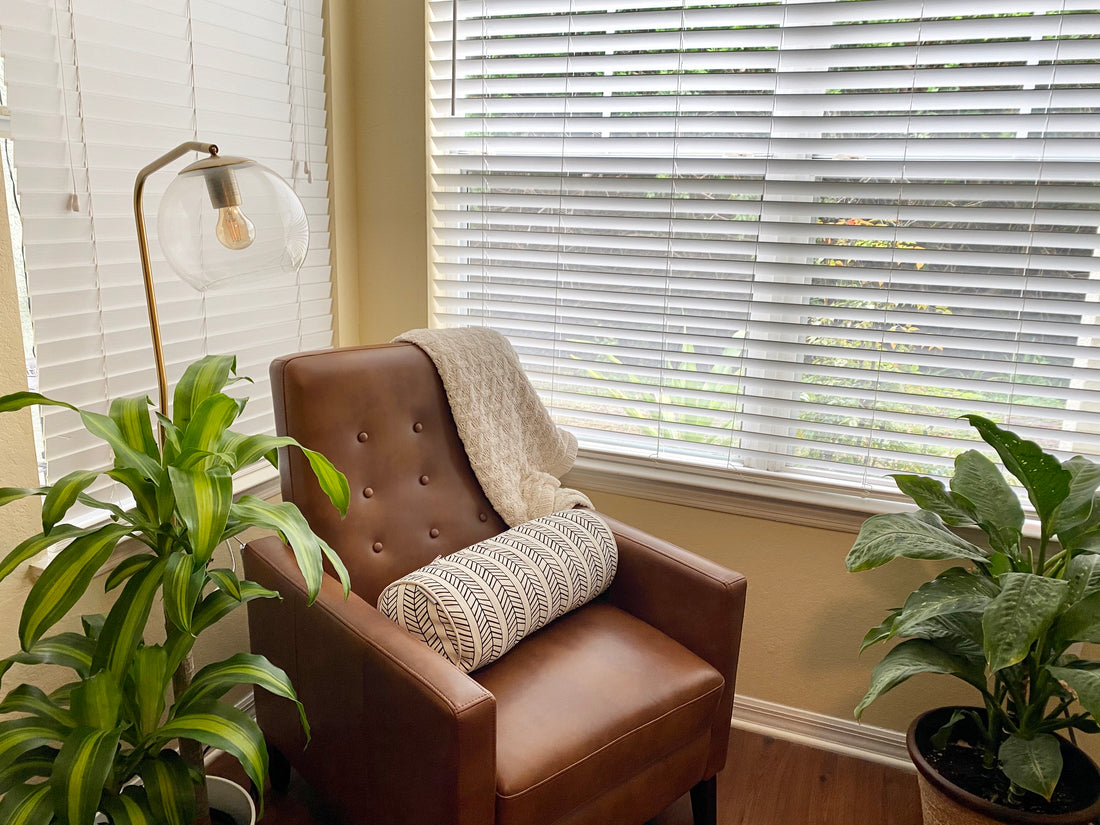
564;450;912;534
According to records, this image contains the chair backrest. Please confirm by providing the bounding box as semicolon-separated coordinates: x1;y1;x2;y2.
270;343;509;605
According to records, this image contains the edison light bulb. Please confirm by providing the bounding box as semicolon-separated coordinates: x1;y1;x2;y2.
215;205;255;250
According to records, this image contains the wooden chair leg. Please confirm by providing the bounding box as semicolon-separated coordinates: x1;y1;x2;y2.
690;776;717;825
267;743;293;793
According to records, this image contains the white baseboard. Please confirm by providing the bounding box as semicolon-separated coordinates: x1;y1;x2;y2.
732;695;914;772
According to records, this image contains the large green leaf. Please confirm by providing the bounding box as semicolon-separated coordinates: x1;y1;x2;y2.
860;609;901;652
3;632;95;679
0;685;75;731
91;557;167;680
855;639;985;719
301;446;351;517
104;553;156;593
231;496;350;602
162;551;205;635
190;580;281;636
125;646;170;739
177;652;309;737
1054;457;1100;537
846;511;989;573
109;395;159;460
155;700;267;799
40;471;100;535
0;523;95;584
219;431;293;471
107;468;159;525
962;415;1071;529
20;523;132;649
168;464;232;564
0;487;45;508
983;573;1069;672
179;394;244;465
891;474;975;526
172;355;239;431
0;781;52;825
998;733;1062;801
51;725;122;825
893;567;998;639
0;745;57;795
1051;591;1100;646
904;611;986;661
1066;553;1100;598
138;750;195;825
1048;666;1100;720
70;671;121;730
950;450;1024;554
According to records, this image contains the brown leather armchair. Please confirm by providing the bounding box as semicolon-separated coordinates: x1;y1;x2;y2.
243;342;747;825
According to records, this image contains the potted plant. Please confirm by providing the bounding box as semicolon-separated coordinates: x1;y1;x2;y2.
0;355;351;825
847;414;1100;824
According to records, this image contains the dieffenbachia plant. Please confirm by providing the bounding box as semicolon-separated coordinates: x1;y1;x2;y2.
848;414;1100;807
0;355;351;825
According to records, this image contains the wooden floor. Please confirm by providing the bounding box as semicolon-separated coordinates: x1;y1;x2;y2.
210;727;923;825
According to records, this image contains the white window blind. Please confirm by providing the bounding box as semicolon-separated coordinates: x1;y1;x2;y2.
429;0;1100;498
1;0;331;502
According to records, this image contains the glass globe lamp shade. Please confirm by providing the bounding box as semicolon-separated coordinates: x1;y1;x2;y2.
156;157;309;291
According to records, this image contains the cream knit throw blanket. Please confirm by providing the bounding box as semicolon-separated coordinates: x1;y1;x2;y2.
394;327;592;526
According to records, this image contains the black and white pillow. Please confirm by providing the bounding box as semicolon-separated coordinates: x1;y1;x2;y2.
377;509;617;673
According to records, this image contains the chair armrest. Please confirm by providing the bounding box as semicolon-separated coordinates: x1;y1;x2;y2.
599;513;747;777
243;535;497;825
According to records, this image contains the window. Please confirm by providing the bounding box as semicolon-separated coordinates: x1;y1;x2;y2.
1;0;332;514
428;0;1100;504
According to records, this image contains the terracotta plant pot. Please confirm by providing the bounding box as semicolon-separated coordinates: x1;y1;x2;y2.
906;707;1100;825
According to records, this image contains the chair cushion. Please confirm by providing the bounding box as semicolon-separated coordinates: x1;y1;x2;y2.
473;601;725;825
377;509;617;672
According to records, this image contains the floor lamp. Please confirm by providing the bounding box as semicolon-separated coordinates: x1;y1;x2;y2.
133;141;309;416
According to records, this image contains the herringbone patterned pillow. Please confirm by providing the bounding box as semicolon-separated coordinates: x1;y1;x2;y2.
377;509;617;673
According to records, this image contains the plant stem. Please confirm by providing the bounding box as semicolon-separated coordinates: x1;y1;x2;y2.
171;645;211;825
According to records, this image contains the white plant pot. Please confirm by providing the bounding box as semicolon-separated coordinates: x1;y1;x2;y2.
207;775;257;825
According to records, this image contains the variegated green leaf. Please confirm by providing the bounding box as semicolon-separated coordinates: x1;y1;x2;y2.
0;487;45;508
220;432;294;471
191;580;281;635
846;511;990;573
109;395;158;460
0;523;94;584
231;496;350;603
125;646;170;739
950;450;1024;554
1048;666;1100;720
177;652;309;737
100;787;156;825
0;717;64;772
52;725;121;825
0;684;76;731
20;523;132;649
156;700;267;798
78;408;162;480
70;671;121;730
179;394;244;465
0;390;57;414
172;354;240;430
207;568;243;600
138;750;195;825
168;464;232;564
0;745;57;795
893;567;998;639
0;781;52;825
4;632;95;679
91;557;167;680
162;551;205;635
104;553;155;593
296;446;349;517
41;471;99;535
984;573;1069;672
107;467;159;524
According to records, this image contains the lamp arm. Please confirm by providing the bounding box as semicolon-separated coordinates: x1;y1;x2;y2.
132;141;219;417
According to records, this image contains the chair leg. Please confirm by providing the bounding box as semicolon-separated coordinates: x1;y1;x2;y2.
267;743;292;793
690;776;717;825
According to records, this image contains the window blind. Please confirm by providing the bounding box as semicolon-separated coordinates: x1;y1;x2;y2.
1;0;331;505
429;0;1100;496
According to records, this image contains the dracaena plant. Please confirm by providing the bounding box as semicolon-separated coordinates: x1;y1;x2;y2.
0;355;351;825
847;414;1100;808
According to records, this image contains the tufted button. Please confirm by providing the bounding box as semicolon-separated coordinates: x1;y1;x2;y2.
419;475;430;485
413;422;424;433
362;487;374;499
429;528;440;539
357;432;369;442
372;541;384;553
479;512;488;522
